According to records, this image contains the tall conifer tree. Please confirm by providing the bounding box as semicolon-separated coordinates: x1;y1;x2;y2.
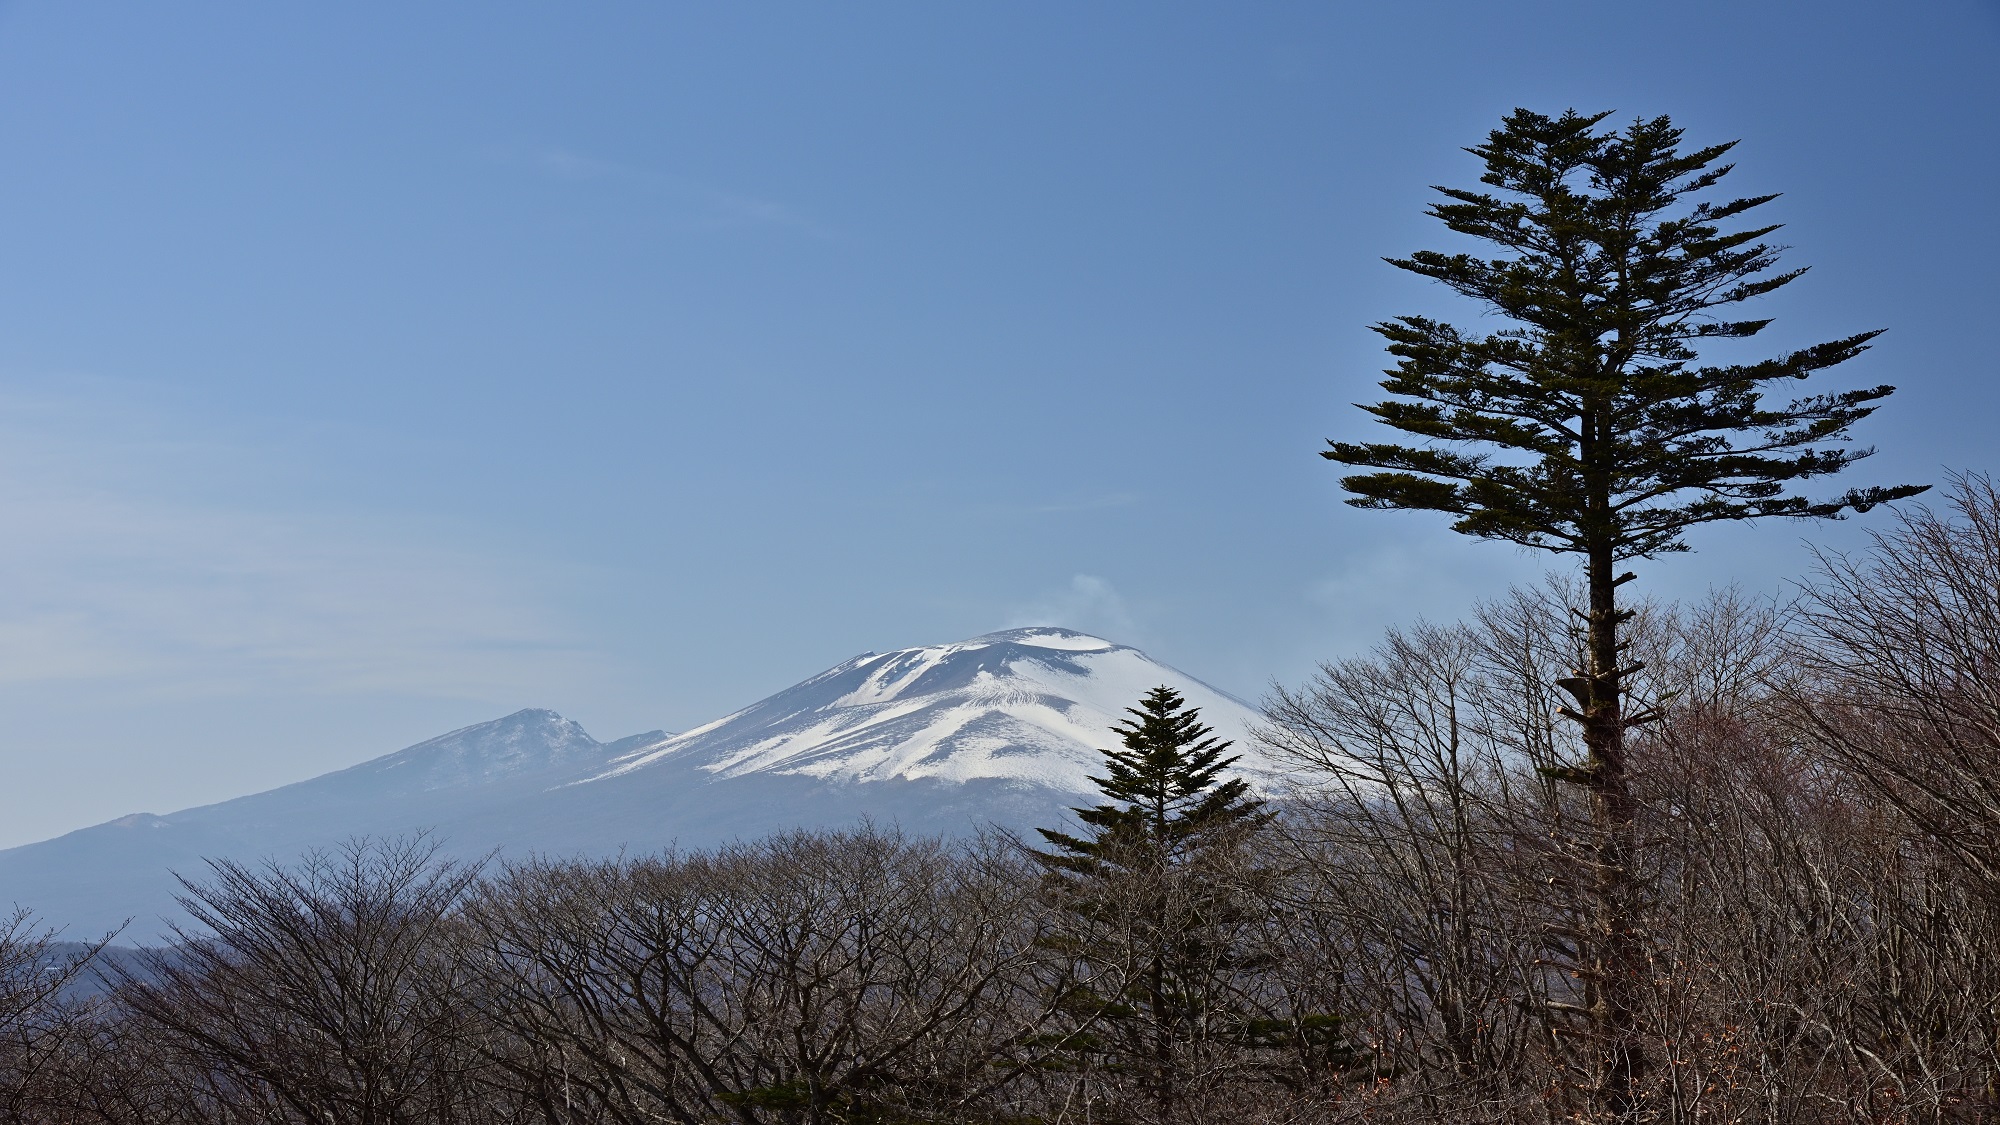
1324;108;1922;1119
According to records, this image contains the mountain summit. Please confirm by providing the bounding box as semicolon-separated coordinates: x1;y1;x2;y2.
0;628;1277;939
582;627;1277;792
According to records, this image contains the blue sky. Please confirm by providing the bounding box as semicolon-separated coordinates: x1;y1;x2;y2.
0;2;1994;846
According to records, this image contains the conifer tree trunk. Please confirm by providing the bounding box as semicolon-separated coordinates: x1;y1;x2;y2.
1581;539;1642;1116
1565;408;1645;1117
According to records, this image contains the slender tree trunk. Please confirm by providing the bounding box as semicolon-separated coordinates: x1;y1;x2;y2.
1152;948;1173;1124
1582;536;1644;1120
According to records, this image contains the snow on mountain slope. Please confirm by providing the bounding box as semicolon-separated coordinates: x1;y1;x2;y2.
155;709;648;827
275;709;609;799
586;628;1279;794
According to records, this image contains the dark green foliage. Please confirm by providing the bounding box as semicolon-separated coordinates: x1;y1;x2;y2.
1035;685;1267;874
1325;108;1923;560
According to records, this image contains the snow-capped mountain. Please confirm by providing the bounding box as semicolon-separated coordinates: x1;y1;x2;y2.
0;628;1277;941
583;628;1278;792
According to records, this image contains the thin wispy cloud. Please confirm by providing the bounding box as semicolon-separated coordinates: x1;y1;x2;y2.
532;147;619;181
1306;536;1544;644
491;143;840;239
0;381;602;702
1007;574;1140;643
695;184;836;237
1021;492;1140;516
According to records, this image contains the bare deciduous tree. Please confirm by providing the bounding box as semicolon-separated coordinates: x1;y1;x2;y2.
465;826;1064;1125
1793;472;2000;893
0;909;108;1123
110;837;494;1125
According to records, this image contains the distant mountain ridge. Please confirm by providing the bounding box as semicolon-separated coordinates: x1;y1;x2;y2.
0;628;1279;940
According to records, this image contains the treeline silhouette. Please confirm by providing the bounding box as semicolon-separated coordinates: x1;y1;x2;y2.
7;478;2000;1123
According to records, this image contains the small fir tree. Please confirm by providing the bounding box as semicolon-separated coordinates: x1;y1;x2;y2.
1033;687;1345;1121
